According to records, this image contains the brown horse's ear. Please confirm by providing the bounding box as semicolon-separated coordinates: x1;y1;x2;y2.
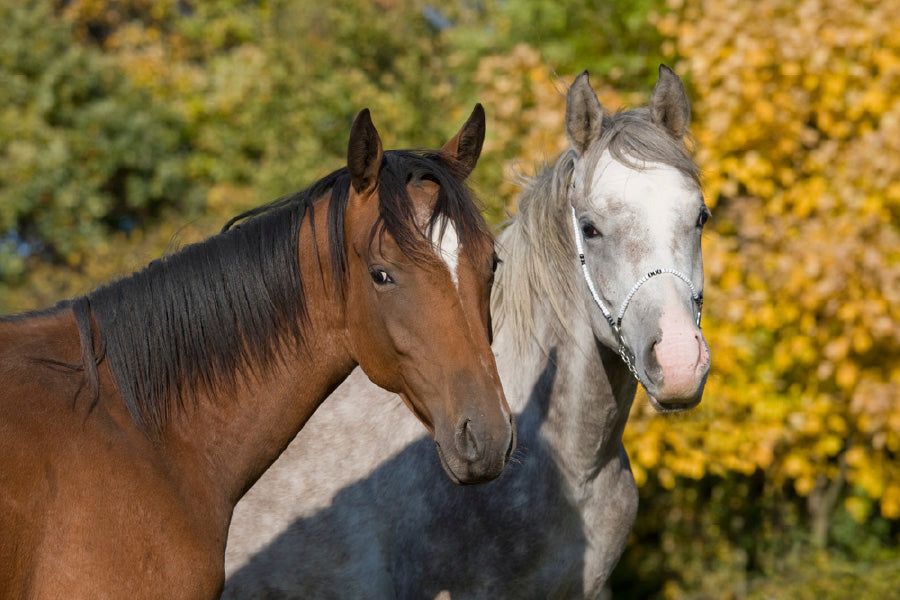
440;104;485;179
565;71;603;157
348;108;384;195
650;64;691;140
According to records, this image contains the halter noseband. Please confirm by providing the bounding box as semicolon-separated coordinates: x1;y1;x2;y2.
570;205;703;380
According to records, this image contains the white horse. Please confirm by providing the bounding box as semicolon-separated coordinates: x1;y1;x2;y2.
223;66;710;599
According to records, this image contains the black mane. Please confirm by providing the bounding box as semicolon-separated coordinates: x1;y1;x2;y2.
60;149;490;434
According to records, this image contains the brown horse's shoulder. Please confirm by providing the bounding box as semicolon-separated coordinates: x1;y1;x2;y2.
0;312;89;422
0;369;225;598
0;310;82;371
0;310;221;597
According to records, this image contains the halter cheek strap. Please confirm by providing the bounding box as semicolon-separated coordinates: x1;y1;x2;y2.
570;205;703;380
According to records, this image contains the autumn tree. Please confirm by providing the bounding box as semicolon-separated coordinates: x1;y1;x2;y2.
614;0;900;595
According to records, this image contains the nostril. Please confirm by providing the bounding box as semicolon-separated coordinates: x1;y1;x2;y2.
644;339;662;381
455;417;481;462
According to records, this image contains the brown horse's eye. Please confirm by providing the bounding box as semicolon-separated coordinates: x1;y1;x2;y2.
370;269;394;285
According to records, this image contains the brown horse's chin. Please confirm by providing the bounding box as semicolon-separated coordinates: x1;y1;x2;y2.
434;442;466;485
434;442;503;486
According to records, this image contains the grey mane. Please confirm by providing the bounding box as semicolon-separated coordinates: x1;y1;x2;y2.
491;148;581;356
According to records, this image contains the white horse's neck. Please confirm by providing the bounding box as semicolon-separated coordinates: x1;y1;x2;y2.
493;291;637;492
491;285;642;594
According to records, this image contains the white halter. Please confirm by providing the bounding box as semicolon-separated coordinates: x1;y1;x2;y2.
570;205;703;379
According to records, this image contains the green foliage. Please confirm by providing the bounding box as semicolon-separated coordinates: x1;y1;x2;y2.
247;0;466;200
2;0;667;312
0;3;197;281
746;557;900;600
443;0;669;89
612;472;900;598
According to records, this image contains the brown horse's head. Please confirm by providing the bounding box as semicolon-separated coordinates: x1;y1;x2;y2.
339;107;514;484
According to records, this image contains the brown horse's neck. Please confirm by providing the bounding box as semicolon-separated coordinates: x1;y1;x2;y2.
157;197;355;518
163;329;355;518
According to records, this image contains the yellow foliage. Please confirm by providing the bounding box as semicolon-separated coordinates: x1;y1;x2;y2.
621;0;900;522
472;44;642;213
844;496;873;524
883;484;900;520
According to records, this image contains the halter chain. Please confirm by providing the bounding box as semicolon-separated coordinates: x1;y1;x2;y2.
569;205;703;380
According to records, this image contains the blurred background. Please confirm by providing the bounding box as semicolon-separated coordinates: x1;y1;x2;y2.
1;1;897;597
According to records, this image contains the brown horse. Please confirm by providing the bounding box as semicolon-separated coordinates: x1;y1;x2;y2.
0;106;514;599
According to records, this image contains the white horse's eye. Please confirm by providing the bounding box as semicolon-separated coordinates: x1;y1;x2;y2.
697;208;711;227
582;223;602;239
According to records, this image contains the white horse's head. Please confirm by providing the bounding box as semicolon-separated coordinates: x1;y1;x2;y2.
566;66;710;412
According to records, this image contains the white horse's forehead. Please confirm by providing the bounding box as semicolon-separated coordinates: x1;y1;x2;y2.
587;150;699;215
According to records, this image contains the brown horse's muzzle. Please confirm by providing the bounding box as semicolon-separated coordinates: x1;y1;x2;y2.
434;409;515;485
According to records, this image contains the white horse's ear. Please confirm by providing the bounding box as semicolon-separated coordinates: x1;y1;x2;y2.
566;71;603;157
650;65;691;140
